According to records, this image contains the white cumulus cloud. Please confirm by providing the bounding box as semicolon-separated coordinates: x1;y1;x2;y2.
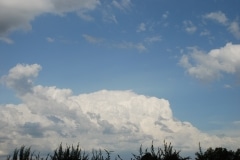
1;64;42;95
179;43;240;82
1;64;240;157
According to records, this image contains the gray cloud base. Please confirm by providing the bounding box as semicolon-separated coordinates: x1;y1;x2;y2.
0;0;100;36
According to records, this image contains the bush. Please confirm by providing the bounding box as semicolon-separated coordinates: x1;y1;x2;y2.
132;141;190;160
195;143;240;160
6;146;43;160
6;141;240;160
6;143;113;160
50;143;88;160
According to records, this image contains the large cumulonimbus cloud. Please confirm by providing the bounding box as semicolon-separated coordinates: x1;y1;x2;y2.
179;43;240;82
0;64;239;157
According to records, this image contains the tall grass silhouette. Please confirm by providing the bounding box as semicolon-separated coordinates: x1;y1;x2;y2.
5;141;240;160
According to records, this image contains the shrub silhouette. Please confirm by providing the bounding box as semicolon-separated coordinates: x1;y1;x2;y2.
132;141;190;160
50;143;88;160
195;143;240;160
141;153;155;160
5;141;240;160
6;146;43;160
6;143;112;160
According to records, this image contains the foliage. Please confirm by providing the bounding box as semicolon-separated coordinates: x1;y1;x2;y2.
91;149;112;160
6;146;45;160
6;141;240;160
50;143;88;160
195;143;240;160
132;141;190;160
6;144;112;160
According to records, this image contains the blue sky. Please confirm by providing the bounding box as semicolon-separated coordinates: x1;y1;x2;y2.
0;0;240;157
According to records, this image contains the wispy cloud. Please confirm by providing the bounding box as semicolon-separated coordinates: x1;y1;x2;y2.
82;34;104;44
136;23;146;32
228;21;240;39
183;20;197;34
0;37;14;44
162;11;169;19
203;11;240;39
46;37;55;43
112;0;132;10
224;84;232;89
145;36;162;43
203;11;228;25
200;29;210;36
77;11;95;21
116;42;147;52
102;11;118;24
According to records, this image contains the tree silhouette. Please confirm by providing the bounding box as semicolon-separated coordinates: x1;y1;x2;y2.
6;142;240;160
195;143;240;160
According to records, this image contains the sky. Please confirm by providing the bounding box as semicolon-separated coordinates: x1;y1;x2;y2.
0;0;240;158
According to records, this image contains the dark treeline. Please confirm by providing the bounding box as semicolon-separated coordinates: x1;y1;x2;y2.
5;141;240;160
